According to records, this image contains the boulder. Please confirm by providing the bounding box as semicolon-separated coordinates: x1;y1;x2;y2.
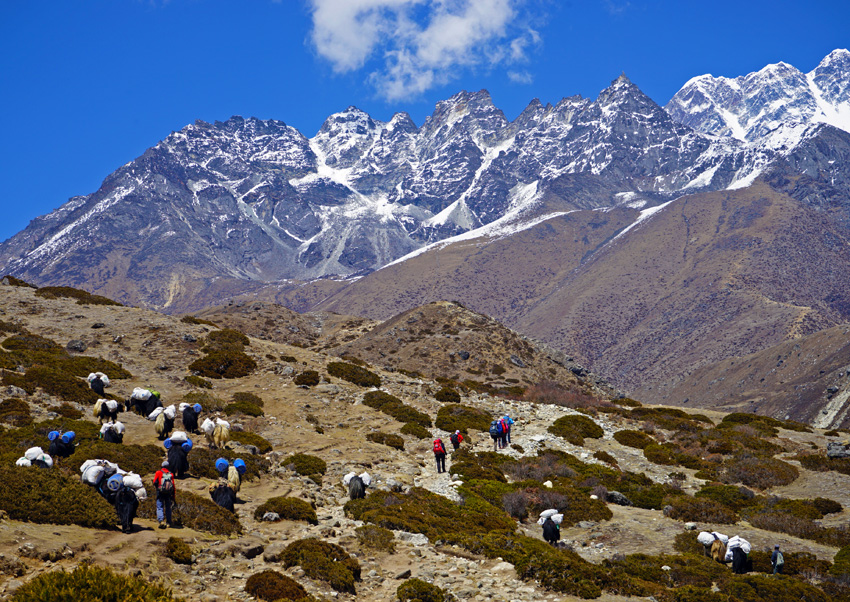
606;491;633;506
66;339;87;352
827;442;850;459
262;542;287;563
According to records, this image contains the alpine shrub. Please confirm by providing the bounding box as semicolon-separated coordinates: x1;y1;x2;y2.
0;398;32;426
184;375;213;389
355;525;396;553
224;400;264;417
246;570;307;602
294;370;320;387
34;286;122;306
229;430;273;453
138;489;242;536
362;390;432;427
613;430;655;450
188;348;256;379
366;431;405;450
10;565;177;601
397;578;451;602
435;404;490;433
164;537;193;565
549;414;603;445
231;391;264;407
327;361;381;387
282;453;327;477
400;422;431;439
180;315;218;327
280;538;361;594
435;387;461;403
254;496;318;524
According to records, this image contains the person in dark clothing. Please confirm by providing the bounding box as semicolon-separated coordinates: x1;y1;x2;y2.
771;545;784;574
348;475;366;500
209;478;236;512
115;485;139;533
450;430;464;451
153;461;176;528
731;547;748;574
542;517;560;546
433;438;447;473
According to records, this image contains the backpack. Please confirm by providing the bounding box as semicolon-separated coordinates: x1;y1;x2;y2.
489;420;501;436
433;439;445;454
776;551;784;567
450;433;459;446
158;471;174;496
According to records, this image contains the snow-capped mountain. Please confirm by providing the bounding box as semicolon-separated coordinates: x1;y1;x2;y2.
666;49;850;145
1;50;848;312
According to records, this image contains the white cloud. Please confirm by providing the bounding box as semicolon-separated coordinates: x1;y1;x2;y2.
308;0;541;100
508;70;533;84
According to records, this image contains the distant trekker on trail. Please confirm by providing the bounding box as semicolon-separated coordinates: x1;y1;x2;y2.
433;438;447;473
772;545;784;574
489;419;504;451
450;430;464;451
153;460;176;529
502;415;514;443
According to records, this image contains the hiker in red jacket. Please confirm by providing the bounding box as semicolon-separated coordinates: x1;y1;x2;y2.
433;438;447;473
153;460;176;528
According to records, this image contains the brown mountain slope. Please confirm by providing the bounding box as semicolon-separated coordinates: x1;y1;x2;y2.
329;300;607;395
311;206;638;323
650;323;850;428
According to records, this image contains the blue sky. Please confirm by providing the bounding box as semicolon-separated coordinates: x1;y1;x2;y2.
1;0;848;243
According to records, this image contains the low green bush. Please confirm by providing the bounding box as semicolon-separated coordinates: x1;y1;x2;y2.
1;275;35;288
229;430;273;453
748;511;850;547
10;565;177;601
400;422;431;439
366;431;405;450
246;570;307;602
254;497;318;524
283;453;327;477
280;355;297;362
294;370;320;387
0;418;100;457
397;578;451;602
3;366;99;404
716;454;799;489
611;397;642;408
435;387;461;403
694;484;757;512
181;315;218;327
164;537;193;564
138;489;242;536
53;402;83;419
0;465;115;528
184;375;213;389
205;328;250;349
181;390;226;412
450;449;509;483
224;400;264;417
345;487;515;545
327;361;381;387
665;496;738;524
231;391;264;407
831;544;850;576
793;452;850;477
355;525;396;553
280;538;361;594
188;348;256;379
0;398;32;426
435;404;490;434
813;497;843;515
363;391;432;427
593;450;618;466
727;574;830;602
548;414;603;445
613;430;655;449
34;286;122;306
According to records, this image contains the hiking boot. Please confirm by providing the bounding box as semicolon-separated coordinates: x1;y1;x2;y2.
158;522;166;529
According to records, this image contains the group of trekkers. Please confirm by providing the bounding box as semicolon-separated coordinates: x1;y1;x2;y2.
430;414;516;474
698;531;785;575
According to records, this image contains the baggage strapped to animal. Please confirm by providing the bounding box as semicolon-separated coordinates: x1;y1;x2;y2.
359;471;371;486
105;400;119;412
113;421;125;434
343;471;357;486
537;509;563;525
201;418;216;435
215;418;230;429
179;402;189;412
48;430;75;444
123;472;143;490
87;372;110;387
697;532;715;546
724;536;751;562
132;387;152;401
16;457;32;467
164;436;193;451
25;447;45;461
170;430;188;444
148;406;165;421
133;486;148;501
216;458;229;473
106;473;124;492
164;405;176;420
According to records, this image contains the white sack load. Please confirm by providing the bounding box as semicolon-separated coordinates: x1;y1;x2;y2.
201;418;216;435
164;405;176;420
724;548;734;562
148;406;164;421
537;508;560;525
134;487;147;501
36;454;53;468
215;418;231;429
359;472;372;487
343;472;357;486
82;465;105;486
87;373;98;383
712;532;729;545
123;473;143;489
551;513;564;525
100;423;113;434
132;387;152;400
113;421;125;435
105;400;119;412
16;457;32;467
179;402;189;412
697;532;715;547
726;536;751;554
101;460;120;477
25;447;44;461
170;430;188;444
99;373;110;387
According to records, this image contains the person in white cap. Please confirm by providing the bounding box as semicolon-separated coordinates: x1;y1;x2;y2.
450;430;464;451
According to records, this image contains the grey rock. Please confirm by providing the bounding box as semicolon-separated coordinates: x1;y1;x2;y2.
66;339;87;352
396;569;412;580
5;385;27;398
183;334;197;343
606;491;633;506
91;322;106;329
230;540;264;559
577;521;598;529
263;542;287;562
827;441;850;459
509;354;525;368
457;351;470;361
395;531;429;546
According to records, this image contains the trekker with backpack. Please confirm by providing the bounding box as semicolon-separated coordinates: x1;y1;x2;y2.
502;415;514;443
450;430;464;451
153;460;176;529
433;438;447;473
499;417;509;448
489;419;503;451
772;545;784;574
